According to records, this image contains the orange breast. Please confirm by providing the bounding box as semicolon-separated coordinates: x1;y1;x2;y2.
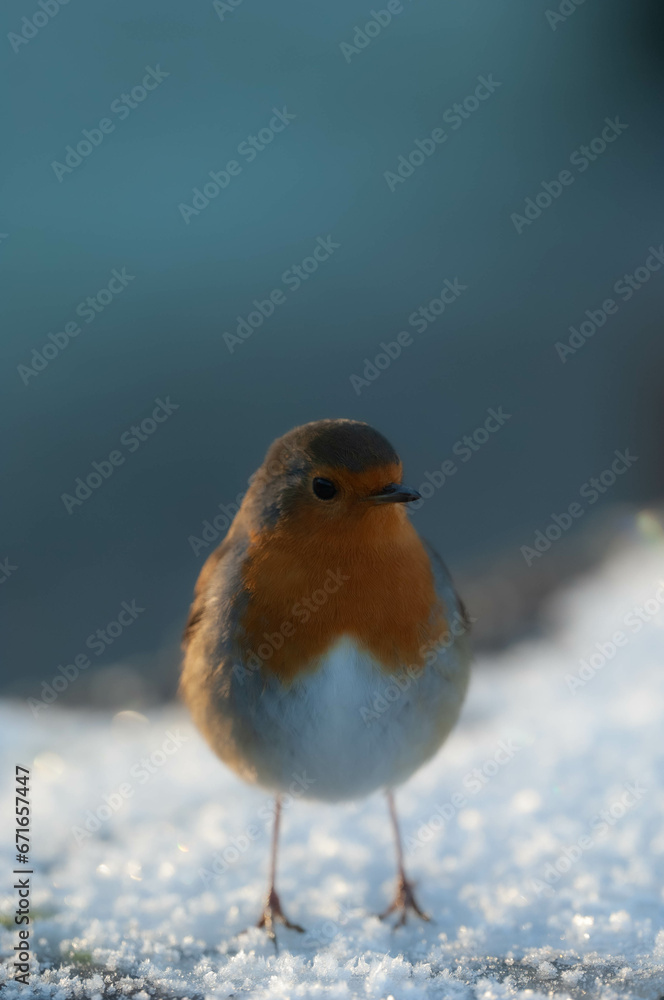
240;489;447;682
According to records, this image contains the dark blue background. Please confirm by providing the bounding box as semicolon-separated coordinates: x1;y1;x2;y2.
2;0;663;699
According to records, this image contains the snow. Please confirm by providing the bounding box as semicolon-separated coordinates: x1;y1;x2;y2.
2;530;664;999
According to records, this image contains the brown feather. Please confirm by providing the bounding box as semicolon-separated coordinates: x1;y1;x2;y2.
239;463;448;681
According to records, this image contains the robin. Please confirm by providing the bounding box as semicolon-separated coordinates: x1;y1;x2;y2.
180;418;471;942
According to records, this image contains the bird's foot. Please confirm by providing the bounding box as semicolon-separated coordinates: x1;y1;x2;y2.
379;873;430;928
256;888;305;945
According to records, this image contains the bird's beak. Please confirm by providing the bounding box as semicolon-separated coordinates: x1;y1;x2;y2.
366;483;422;504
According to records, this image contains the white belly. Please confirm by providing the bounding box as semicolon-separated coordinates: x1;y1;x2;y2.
240;635;469;802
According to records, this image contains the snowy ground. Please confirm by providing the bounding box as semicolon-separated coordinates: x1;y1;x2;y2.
2;527;664;999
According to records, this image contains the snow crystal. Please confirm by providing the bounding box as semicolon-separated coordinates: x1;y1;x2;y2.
1;537;663;998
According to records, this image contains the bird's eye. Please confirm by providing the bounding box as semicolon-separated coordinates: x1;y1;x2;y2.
312;477;337;500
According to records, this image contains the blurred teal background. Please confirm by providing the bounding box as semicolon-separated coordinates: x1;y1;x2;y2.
2;0;663;702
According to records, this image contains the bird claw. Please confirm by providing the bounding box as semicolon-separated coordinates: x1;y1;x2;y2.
379;873;430;928
255;888;305;948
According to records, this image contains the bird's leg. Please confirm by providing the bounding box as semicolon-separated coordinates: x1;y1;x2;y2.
256;795;305;945
379;790;430;928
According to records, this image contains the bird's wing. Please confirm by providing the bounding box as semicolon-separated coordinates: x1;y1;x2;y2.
422;538;471;634
181;539;232;649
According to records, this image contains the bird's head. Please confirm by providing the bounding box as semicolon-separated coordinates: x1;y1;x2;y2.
243;419;421;534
